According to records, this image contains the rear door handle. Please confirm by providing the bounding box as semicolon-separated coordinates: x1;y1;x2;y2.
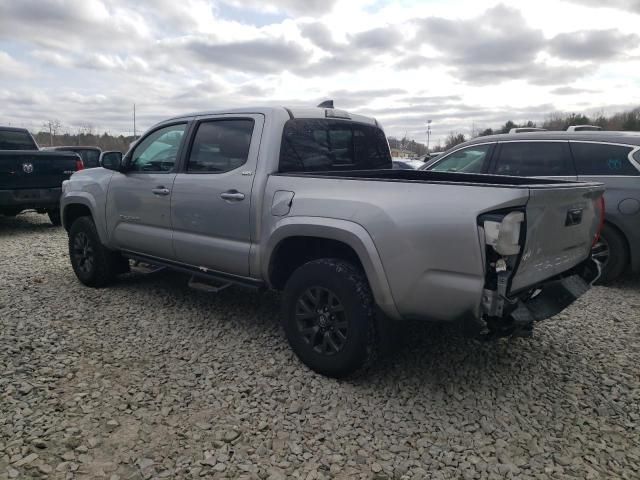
152;187;170;196
220;190;245;201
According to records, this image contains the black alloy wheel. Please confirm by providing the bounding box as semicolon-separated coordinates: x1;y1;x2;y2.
295;286;348;356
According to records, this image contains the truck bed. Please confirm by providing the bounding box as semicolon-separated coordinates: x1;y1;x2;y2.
282;168;594;187
0;150;80;190
267;169;604;321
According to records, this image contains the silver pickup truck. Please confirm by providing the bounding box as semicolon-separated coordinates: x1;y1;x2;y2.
61;105;604;377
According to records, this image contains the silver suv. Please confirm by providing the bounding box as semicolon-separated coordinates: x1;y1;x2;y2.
422;131;640;283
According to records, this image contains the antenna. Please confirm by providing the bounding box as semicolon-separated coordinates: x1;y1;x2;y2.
317;100;334;108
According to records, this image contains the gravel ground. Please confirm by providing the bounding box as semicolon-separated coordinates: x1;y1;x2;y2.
1;212;639;480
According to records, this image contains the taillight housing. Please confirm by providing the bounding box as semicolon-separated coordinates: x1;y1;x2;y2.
482;211;525;256
592;196;605;246
75;158;84;171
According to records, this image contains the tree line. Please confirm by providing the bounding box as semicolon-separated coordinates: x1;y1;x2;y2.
33;120;135;152
443;106;640;150
30;106;640;156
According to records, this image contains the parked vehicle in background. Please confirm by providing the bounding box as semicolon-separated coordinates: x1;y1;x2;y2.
419;151;444;162
0;127;84;225
392;159;425;169
61;105;603;377
45;146;102;168
422;131;640;283
509;127;547;134
567;125;603;132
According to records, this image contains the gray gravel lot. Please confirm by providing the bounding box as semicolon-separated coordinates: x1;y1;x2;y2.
1;212;639;480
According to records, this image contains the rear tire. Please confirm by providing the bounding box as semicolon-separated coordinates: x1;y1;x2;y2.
593;224;628;285
282;259;377;378
48;209;61;226
68;216;120;287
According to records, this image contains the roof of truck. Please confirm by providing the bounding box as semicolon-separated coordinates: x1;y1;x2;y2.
159;106;378;127
0;126;30;133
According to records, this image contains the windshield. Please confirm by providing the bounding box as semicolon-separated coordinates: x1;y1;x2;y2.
0;129;37;150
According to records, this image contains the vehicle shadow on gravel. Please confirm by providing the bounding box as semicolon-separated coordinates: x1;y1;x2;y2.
110;269;565;390
0;213;57;235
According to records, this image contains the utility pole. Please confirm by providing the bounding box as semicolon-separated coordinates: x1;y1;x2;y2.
133;104;136;139
426;120;432;152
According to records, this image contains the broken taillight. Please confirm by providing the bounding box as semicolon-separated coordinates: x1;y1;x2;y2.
592;196;605;247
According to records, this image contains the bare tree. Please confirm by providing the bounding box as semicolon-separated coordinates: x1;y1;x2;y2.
43;119;62;147
444;132;466;150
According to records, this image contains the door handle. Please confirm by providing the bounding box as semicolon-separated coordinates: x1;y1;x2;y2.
220;190;245;201
151;187;170;196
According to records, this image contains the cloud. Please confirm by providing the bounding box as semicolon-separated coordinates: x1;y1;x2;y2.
297;24;403;77
415;5;545;83
181;37;310;74
349;26;402;51
413;5;602;86
565;0;640;14
0;51;31;78
222;0;339;15
322;88;407;109
549;29;640;60
0;0;150;50
550;86;597;95
394;54;440;70
299;22;342;51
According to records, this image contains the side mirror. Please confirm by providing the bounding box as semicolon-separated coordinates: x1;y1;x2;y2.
99;151;123;171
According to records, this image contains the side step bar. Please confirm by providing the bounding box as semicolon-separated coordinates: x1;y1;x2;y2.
188;276;232;294
121;251;264;290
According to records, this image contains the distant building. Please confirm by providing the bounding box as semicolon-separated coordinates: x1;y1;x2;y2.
390;148;414;158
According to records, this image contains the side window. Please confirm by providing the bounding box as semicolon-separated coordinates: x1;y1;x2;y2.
187;119;254;173
571;142;639;176
279;119;391;173
430;144;493;173
495;142;572;176
129;124;187;173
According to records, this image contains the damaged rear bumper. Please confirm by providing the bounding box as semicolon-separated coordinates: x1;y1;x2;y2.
510;258;600;323
481;258;600;336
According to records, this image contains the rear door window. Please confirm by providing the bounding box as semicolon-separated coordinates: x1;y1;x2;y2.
494;142;573;176
279;119;391;172
571;142;639;176
429;144;493;173
187;119;255;173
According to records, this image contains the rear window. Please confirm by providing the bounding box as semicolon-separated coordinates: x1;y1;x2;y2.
495;142;572;176
571;142;639;176
279;119;391;173
0;129;37;150
60;149;100;168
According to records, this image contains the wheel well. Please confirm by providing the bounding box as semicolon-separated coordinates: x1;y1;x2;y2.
63;204;92;231
269;236;365;290
603;220;631;259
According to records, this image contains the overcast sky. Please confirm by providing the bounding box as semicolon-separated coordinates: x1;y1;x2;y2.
1;0;639;145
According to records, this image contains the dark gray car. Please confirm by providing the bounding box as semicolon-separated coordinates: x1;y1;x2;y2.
422;131;640;283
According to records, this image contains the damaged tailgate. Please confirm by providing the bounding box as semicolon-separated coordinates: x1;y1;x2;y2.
511;182;605;293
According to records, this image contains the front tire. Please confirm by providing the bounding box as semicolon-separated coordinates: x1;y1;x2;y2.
593;224;628;285
282;259;377;378
68;216;119;287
